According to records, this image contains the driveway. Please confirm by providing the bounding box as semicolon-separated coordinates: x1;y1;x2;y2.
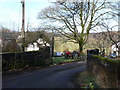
3;61;86;88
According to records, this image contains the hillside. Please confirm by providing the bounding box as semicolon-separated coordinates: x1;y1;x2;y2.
54;32;118;55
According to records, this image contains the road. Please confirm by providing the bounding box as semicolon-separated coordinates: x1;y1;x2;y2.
3;61;86;88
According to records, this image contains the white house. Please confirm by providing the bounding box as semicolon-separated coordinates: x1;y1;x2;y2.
0;38;2;47
25;43;39;51
111;42;120;56
25;38;50;51
17;35;50;51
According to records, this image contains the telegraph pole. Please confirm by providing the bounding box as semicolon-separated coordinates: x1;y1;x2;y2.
21;0;25;52
51;36;54;57
50;30;54;57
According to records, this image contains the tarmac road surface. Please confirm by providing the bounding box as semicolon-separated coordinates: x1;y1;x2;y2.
3;61;86;88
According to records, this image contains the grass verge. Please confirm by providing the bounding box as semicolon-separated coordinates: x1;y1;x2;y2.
73;70;99;88
52;57;81;64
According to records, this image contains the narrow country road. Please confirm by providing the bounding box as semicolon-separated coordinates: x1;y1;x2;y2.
3;61;86;88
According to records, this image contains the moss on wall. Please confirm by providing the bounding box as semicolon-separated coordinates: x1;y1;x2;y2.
93;55;120;66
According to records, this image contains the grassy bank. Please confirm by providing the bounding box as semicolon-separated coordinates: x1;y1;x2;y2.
73;71;99;88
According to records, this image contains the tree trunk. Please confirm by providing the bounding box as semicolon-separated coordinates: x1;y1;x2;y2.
78;41;84;54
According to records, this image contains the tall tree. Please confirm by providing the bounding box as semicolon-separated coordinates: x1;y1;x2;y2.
38;0;108;53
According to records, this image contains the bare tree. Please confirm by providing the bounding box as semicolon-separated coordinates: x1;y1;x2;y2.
38;0;109;53
100;1;120;56
0;27;21;52
22;30;51;49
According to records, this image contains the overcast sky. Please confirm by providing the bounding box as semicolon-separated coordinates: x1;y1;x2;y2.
0;0;53;31
0;0;119;32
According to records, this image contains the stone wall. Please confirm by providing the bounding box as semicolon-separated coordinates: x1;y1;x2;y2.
2;46;52;72
87;50;120;88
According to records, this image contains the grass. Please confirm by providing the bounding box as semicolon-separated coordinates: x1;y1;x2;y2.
52;57;80;64
73;71;99;88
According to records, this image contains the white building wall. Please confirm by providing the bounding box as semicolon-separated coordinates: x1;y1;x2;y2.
111;42;120;56
26;43;39;51
25;38;50;51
